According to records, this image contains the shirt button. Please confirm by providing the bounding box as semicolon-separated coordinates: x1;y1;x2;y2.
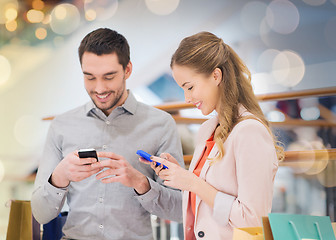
57;193;62;196
106;120;110;125
55;207;59;210
99;197;104;203
102;145;107;149
99;224;104;229
187;227;192;231
198;231;205;238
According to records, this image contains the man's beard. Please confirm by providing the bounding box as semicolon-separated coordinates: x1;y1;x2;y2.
91;78;126;114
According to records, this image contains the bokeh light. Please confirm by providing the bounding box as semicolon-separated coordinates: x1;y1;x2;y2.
272;50;305;87
284;127;330;175
14;115;44;147
285;140;317;174
266;110;286;122
259;18;272;46
266;0;300;34
0;55;11;86
145;0;180;16
300;107;320;121
240;1;267;35
84;0;118;21
324;16;336;50
35;27;47;40
50;3;80;35
42;14;51;24
303;143;328;176
32;0;44;10
302;0;326;6
5;7;17;22
317;160;336;187
257;49;280;72
0;0;18;24
85;9;96;21
251;73;272;94
27;9;44;23
5;20;17;32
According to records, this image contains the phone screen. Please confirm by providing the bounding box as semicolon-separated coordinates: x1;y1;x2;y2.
78;148;98;162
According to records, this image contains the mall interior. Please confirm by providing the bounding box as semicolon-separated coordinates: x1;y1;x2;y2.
0;0;336;239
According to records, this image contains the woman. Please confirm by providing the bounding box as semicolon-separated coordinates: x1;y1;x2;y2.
141;31;284;239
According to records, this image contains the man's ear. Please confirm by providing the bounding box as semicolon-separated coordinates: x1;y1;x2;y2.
213;68;222;86
124;61;133;79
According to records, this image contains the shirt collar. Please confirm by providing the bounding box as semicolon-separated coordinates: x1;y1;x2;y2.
121;90;137;115
85;90;138;117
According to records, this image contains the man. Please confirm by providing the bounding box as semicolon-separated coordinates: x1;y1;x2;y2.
31;28;184;239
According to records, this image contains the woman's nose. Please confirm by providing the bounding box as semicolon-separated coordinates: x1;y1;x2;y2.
185;94;192;104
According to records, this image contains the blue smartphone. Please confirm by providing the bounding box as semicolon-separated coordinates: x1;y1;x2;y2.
136;150;168;169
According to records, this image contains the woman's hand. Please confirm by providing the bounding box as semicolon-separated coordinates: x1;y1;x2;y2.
149;153;199;192
140;152;218;208
139;152;177;175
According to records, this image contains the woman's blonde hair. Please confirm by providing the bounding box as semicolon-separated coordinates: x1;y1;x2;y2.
171;31;284;162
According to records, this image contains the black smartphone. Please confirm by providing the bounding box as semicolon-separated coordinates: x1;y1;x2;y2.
78;148;98;163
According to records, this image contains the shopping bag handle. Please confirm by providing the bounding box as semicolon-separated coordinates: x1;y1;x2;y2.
288;221;322;240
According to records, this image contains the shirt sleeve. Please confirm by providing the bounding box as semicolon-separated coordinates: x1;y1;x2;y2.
212;120;278;228
31;122;68;224
135;115;184;222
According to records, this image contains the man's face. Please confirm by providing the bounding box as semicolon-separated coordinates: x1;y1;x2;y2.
81;52;132;116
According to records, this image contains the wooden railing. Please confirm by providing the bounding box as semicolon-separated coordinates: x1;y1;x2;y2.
163;87;336;167
155;87;336;111
171;116;336;127
156;86;336;127
43;87;336;166
183;149;336;166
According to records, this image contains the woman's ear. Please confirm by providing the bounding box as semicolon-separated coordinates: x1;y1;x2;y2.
213;68;222;86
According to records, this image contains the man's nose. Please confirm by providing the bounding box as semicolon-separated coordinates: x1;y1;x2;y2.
95;79;107;93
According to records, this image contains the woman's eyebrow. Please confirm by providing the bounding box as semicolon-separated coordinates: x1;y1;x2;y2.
182;82;190;87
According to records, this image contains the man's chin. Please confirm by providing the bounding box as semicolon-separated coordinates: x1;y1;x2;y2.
93;100;110;110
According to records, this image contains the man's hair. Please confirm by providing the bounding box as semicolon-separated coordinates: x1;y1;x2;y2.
78;28;130;69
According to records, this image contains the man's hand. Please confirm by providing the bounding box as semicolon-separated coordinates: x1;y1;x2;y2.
51;151;101;188
91;152;151;195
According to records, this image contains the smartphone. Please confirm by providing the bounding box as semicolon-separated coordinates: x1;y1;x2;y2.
78;148;98;163
136;150;168;169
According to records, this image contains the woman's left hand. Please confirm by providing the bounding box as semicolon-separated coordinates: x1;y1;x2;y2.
150;154;198;192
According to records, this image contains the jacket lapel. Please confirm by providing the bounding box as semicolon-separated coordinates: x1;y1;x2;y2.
188;116;219;172
188;144;204;172
199;144;219;179
190;116;219;223
193;106;249;224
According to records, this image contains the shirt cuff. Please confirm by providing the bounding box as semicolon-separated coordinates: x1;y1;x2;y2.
213;191;235;226
134;177;159;202
45;175;68;199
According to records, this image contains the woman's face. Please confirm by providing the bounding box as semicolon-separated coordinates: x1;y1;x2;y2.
172;65;222;116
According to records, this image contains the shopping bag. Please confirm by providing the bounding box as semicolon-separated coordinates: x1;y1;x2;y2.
332;222;336;237
233;227;264;240
268;213;336;240
42;212;67;240
262;216;274;240
6;200;41;240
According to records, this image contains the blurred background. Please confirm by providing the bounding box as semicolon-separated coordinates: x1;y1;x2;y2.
0;0;336;239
